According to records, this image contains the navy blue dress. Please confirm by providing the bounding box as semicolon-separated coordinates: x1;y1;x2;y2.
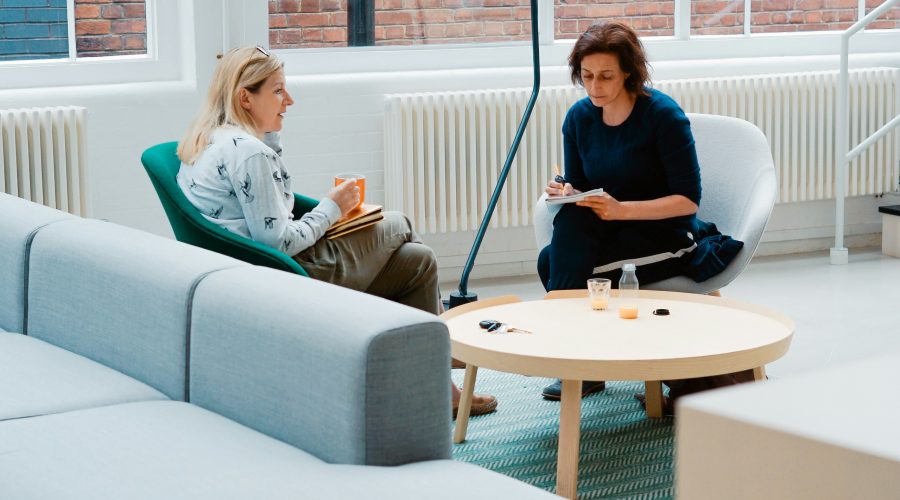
538;88;702;290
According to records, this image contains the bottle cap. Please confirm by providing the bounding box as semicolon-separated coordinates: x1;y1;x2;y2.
622;263;636;272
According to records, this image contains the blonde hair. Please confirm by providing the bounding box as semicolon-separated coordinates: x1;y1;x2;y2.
178;46;285;164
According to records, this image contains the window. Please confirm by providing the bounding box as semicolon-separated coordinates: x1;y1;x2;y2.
268;0;538;48
271;0;900;76
688;0;900;36
556;1;675;39
270;0;899;51
751;0;857;34
0;0;179;91
268;0;682;49
691;0;743;35
0;0;147;62
866;0;900;29
75;0;147;58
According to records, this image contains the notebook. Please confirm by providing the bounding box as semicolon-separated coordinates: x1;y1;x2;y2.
324;204;384;239
545;188;605;205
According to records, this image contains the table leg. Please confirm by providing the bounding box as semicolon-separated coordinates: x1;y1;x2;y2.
557;379;582;500
644;381;664;419
753;365;766;381
453;364;478;444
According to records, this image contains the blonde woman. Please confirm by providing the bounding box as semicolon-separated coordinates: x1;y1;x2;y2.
177;46;496;417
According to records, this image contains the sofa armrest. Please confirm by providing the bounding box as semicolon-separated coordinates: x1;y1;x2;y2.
187;267;451;466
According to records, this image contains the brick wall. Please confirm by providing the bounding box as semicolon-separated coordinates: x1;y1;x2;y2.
74;0;146;57
268;0;535;49
691;0;898;35
556;1;674;39
269;0;900;48
0;0;69;61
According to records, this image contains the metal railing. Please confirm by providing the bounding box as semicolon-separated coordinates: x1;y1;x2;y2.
831;0;900;265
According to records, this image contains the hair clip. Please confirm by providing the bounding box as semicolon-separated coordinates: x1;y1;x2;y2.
255;45;270;57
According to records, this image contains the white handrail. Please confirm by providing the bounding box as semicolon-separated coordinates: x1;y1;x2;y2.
831;0;900;265
847;114;900;161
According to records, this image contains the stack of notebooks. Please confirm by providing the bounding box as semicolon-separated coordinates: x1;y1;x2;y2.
324;203;384;239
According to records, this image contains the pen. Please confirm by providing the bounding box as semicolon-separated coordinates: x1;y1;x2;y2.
553;164;566;185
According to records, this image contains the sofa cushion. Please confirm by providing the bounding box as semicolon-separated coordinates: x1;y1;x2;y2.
0;194;75;333
0;401;321;500
0;401;556;500
25;219;246;401
0;332;167;420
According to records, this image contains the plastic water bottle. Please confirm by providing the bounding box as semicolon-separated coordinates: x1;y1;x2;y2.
618;263;639;300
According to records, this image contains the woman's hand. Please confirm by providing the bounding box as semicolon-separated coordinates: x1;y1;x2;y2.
545;179;580;198
576;192;630;220
326;179;361;216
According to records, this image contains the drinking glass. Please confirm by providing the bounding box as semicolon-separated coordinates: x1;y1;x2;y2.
587;278;611;310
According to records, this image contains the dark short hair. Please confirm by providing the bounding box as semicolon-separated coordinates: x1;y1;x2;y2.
568;21;650;96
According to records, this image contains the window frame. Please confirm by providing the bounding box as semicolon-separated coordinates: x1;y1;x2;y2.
0;0;180;91
274;0;900;76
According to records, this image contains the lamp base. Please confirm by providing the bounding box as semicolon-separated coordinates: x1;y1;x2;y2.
448;290;478;309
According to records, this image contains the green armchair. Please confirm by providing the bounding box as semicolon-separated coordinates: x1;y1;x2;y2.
141;142;313;276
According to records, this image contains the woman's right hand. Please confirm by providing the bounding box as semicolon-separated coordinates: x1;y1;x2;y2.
327;179;361;216
545;179;578;197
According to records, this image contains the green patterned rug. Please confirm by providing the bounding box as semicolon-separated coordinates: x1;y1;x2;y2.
451;369;674;499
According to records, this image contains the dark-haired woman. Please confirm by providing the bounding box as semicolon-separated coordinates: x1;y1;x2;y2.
539;22;702;401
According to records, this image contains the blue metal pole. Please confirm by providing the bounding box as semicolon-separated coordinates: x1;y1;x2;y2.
449;0;541;307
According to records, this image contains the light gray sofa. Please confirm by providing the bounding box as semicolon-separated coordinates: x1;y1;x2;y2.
0;193;555;499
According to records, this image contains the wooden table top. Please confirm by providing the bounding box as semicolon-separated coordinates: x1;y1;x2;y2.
443;290;794;381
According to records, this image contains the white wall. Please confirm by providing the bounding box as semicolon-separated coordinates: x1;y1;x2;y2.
2;1;898;284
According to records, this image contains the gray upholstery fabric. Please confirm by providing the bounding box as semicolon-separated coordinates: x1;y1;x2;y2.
532;113;777;294
189;267;452;466
0;401;554;500
0;193;75;333
0;332;167;420
322;462;561;499
26;219;246;400
0;401;321;500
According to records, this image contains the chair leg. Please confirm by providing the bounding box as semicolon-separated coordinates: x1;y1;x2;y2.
753;365;766;381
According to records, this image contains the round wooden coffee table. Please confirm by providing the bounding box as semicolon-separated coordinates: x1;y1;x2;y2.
442;290;794;499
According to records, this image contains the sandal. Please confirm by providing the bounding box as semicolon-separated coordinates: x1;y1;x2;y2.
452;392;498;419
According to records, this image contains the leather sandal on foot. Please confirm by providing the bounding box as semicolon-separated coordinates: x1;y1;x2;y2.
541;380;606;401
452;392;498;419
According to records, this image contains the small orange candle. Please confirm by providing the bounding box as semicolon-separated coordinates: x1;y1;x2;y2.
619;304;639;319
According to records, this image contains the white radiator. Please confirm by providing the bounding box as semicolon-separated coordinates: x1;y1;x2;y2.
0;106;89;216
384;68;900;234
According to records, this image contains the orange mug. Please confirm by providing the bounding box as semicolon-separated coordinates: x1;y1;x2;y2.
334;173;365;211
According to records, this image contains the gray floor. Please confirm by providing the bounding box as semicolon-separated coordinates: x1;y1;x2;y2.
442;247;900;380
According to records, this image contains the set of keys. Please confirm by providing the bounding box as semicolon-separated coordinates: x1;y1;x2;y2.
478;319;532;334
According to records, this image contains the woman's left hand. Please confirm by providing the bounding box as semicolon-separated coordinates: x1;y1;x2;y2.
576;192;629;220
